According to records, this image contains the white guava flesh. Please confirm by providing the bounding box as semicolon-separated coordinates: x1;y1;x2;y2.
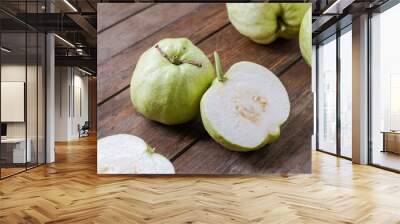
200;54;290;151
97;134;175;174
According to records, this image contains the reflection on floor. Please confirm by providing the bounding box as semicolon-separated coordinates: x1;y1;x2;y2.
0;167;25;177
373;150;400;171
0;162;42;178
0;135;400;223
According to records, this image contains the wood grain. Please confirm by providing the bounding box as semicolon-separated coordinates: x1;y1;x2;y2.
97;34;306;173
97;88;205;159
97;3;154;33
97;3;203;65
97;3;312;174
1;135;400;223
97;3;228;104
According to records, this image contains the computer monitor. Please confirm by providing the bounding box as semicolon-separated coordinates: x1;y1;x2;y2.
1;123;7;137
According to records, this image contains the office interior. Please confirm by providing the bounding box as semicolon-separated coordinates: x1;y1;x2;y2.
0;1;399;222
0;0;97;179
312;0;400;172
0;0;398;178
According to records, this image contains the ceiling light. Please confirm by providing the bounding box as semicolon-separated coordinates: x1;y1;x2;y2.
1;47;11;53
323;0;354;15
78;67;93;76
54;34;75;48
63;0;78;12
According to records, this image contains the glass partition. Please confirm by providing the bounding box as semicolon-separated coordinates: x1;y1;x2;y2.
317;35;337;154
27;30;38;169
38;32;45;165
370;3;400;171
339;27;352;158
0;2;46;179
1;30;28;177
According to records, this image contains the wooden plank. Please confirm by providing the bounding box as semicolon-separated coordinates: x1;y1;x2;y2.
97;23;304;165
97;3;228;104
197;25;302;78
97;3;154;33
97;88;206;159
97;3;202;65
173;61;312;174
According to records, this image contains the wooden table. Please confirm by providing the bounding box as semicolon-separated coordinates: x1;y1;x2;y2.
381;131;400;154
97;3;313;174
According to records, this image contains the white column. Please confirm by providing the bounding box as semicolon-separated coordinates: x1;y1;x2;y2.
352;14;369;164
46;33;55;163
46;1;55;163
312;45;317;150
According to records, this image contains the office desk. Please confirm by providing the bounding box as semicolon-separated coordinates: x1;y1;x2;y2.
1;138;31;163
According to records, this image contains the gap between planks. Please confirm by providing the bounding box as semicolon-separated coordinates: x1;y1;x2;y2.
97;3;156;34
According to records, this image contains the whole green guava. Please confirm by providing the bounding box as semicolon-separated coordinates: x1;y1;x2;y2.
130;38;215;125
226;3;310;44
299;8;312;66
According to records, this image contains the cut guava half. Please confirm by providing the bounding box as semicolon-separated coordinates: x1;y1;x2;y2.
97;134;175;174
200;52;290;151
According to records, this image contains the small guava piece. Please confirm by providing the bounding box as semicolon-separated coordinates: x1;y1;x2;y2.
97;134;175;174
200;53;290;151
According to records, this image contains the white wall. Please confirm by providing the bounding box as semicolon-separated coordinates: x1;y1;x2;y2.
1;65;39;138
54;67;89;141
72;73;89;138
55;67;69;141
1;65;26;138
1;63;46;164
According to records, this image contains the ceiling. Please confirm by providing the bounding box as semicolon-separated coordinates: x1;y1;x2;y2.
312;0;391;43
0;0;98;74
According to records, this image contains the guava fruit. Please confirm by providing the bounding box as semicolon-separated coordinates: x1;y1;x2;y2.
130;38;215;125
299;8;312;66
200;52;290;151
226;3;310;44
97;134;175;174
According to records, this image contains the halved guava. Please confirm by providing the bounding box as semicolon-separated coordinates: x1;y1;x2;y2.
200;53;290;151
97;134;175;174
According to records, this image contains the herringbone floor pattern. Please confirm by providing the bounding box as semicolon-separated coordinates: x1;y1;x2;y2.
1;135;399;223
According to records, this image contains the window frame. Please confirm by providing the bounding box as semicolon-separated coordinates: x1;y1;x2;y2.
315;23;353;161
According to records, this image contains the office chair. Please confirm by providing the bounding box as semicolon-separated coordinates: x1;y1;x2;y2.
79;121;90;138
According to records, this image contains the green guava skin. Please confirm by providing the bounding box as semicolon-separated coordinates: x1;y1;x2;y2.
130;38;215;125
226;3;310;44
200;65;281;152
299;8;312;66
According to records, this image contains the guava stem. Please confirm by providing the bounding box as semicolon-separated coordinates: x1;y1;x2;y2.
278;18;288;34
214;51;225;82
155;45;202;68
279;23;287;33
146;145;155;155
